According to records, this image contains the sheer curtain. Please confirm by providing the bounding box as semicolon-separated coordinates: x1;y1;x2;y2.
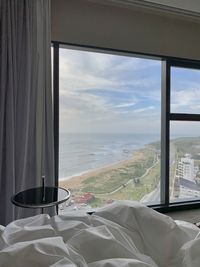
0;0;54;225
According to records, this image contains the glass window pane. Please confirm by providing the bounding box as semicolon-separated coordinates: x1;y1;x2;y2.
170;121;200;202
171;67;200;114
59;47;161;211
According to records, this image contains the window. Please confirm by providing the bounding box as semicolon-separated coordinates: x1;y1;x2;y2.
169;65;200;203
53;44;200;212
170;121;200;201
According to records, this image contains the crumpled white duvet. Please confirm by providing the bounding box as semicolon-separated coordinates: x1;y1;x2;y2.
0;201;199;267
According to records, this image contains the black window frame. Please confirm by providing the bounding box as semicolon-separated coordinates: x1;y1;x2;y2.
52;41;200;213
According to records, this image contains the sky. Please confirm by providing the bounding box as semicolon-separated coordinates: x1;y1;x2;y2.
59;47;200;136
171;68;200;114
171;67;200;137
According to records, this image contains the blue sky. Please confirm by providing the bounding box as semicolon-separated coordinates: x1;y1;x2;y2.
171;67;200;114
170;67;200;137
59;48;200;136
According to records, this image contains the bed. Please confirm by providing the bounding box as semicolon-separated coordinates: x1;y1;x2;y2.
0;201;199;266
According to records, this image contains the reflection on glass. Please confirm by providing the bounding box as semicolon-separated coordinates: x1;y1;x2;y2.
170;121;200;202
171;67;200;114
59;47;161;211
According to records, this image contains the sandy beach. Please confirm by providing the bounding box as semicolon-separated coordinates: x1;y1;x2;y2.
59;148;145;190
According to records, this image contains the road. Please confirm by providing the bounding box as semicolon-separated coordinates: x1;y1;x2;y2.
141;182;160;203
95;158;159;197
180;178;200;191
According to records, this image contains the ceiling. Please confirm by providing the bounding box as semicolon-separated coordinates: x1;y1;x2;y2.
145;0;200;13
91;0;200;19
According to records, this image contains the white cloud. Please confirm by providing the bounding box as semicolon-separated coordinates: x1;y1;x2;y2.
115;102;136;108
171;86;200;112
59;48;161;133
59;48;161;95
133;106;155;113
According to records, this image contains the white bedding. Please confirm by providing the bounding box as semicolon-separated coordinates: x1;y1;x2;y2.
0;201;199;267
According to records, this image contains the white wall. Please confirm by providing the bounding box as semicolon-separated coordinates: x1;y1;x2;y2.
51;0;200;60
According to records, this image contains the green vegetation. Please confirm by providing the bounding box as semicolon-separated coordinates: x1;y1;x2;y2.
172;137;200;158
65;144;160;206
91;161;160;204
81;145;156;195
62;136;200;208
82;162;145;194
90;197;103;208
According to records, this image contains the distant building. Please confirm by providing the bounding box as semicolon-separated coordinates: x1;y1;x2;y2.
177;154;194;182
75;192;95;204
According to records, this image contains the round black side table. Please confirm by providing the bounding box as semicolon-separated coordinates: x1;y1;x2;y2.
11;187;70;214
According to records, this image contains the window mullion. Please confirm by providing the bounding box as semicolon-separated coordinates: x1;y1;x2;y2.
161;60;170;205
53;43;59;187
170;113;200;121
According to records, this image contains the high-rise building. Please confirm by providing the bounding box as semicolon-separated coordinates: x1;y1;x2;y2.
178;155;194;182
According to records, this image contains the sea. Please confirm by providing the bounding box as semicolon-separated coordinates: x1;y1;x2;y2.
59;133;160;180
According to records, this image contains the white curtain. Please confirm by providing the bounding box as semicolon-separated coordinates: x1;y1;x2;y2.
0;0;54;225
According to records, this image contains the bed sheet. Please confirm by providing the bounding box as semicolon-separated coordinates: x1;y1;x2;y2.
0;201;199;267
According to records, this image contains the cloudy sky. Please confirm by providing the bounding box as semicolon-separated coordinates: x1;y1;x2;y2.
171;67;200;136
59;47;200;136
171;67;200;113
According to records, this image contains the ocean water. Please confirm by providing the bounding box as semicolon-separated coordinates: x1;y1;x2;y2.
59;133;159;180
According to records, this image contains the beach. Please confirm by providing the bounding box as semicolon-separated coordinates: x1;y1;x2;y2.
59;148;144;190
59;143;160;208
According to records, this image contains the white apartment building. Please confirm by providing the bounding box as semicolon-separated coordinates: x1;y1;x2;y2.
178;155;195;182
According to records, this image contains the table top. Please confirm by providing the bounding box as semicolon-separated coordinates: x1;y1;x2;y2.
11;186;70;209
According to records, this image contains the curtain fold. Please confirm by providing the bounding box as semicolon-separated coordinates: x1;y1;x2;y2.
0;0;54;225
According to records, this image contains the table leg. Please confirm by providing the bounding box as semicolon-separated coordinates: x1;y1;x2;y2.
41;207;44;214
56;205;59;215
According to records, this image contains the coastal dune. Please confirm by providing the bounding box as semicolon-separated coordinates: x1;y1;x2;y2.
59;149;145;190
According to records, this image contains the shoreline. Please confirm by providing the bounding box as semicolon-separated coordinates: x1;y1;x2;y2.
59;148;145;189
59;155;137;182
59;148;143;182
